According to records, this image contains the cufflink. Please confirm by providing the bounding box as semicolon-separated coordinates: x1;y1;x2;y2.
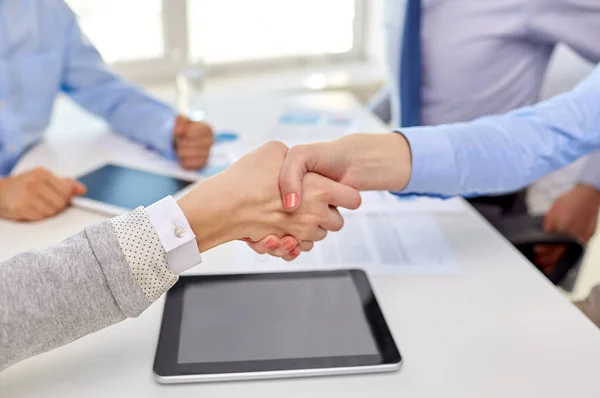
174;226;185;238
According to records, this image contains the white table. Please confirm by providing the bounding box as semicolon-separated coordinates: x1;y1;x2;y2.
1;91;600;398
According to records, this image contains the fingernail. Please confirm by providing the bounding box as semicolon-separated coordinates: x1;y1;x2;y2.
291;248;301;257
285;193;298;209
265;238;278;250
283;240;296;251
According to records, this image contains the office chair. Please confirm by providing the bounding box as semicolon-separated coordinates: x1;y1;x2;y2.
473;205;584;287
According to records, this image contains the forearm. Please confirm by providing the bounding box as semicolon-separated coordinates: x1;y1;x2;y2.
0;221;151;371
0;198;212;371
64;71;177;158
399;66;600;197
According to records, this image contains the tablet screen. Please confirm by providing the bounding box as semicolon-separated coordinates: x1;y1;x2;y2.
78;165;192;210
177;275;379;364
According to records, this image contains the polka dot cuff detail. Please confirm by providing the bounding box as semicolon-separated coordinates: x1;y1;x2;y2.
110;207;178;301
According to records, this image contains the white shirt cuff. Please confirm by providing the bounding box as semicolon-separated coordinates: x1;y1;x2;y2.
578;151;600;191
146;196;202;274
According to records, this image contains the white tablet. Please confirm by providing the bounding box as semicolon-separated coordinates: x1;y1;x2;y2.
153;270;402;384
73;164;197;216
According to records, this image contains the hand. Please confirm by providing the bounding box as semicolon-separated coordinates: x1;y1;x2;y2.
176;141;362;253
0;167;87;222
174;115;214;170
278;133;412;210
535;184;600;270
248;133;411;258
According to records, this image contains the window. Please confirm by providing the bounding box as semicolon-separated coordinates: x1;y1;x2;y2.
66;0;165;63
188;0;356;64
65;0;366;82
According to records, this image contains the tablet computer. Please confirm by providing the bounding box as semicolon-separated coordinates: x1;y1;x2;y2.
73;164;196;216
154;269;401;384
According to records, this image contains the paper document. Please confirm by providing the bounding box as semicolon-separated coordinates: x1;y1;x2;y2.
357;191;467;214
266;108;360;147
233;214;461;276
114;143;233;181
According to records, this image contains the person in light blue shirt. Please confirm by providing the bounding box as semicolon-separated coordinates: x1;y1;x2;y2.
257;63;600;323
370;0;600;267
0;0;213;222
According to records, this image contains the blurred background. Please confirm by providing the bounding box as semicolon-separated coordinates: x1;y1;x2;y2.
65;0;598;299
64;0;594;99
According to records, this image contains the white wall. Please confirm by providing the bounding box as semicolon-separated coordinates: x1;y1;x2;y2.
541;45;595;100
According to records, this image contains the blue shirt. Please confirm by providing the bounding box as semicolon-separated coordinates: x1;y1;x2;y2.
0;0;177;176
372;0;600;190
401;64;600;197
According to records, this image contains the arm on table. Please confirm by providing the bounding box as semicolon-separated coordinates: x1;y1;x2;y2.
0;218;150;371
58;3;177;159
0;142;360;371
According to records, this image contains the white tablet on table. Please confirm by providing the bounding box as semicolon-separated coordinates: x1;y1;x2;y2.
73;164;197;216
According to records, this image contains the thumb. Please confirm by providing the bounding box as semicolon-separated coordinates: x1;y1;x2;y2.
278;146;313;211
174;115;188;137
279;144;329;211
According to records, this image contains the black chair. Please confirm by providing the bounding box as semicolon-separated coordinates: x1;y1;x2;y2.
473;205;584;286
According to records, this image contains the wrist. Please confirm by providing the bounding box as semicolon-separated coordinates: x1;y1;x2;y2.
177;175;244;252
340;133;411;191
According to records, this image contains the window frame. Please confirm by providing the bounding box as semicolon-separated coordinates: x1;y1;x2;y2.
104;0;368;84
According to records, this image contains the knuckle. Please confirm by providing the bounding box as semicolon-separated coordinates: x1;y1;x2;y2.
35;167;50;177
289;144;308;156
298;224;313;241
302;242;314;252
331;218;344;232
306;213;321;227
278;174;294;186
315;230;327;242
265;140;287;153
24;177;38;189
349;192;362;209
251;244;267;255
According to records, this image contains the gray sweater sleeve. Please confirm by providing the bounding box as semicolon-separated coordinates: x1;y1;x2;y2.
0;221;152;371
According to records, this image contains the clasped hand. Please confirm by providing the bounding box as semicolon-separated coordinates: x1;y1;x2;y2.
242;133;412;260
176;141;362;255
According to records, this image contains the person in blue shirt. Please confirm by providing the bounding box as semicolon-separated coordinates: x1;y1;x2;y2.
0;0;213;222
370;0;600;268
247;64;600;324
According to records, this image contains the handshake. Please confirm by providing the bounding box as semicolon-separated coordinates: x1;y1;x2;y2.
176;133;413;259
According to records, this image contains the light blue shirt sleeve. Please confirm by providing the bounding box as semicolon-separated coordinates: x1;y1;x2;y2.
59;5;177;160
399;65;600;197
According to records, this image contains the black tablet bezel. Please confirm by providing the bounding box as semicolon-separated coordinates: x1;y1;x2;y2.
153;269;401;377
